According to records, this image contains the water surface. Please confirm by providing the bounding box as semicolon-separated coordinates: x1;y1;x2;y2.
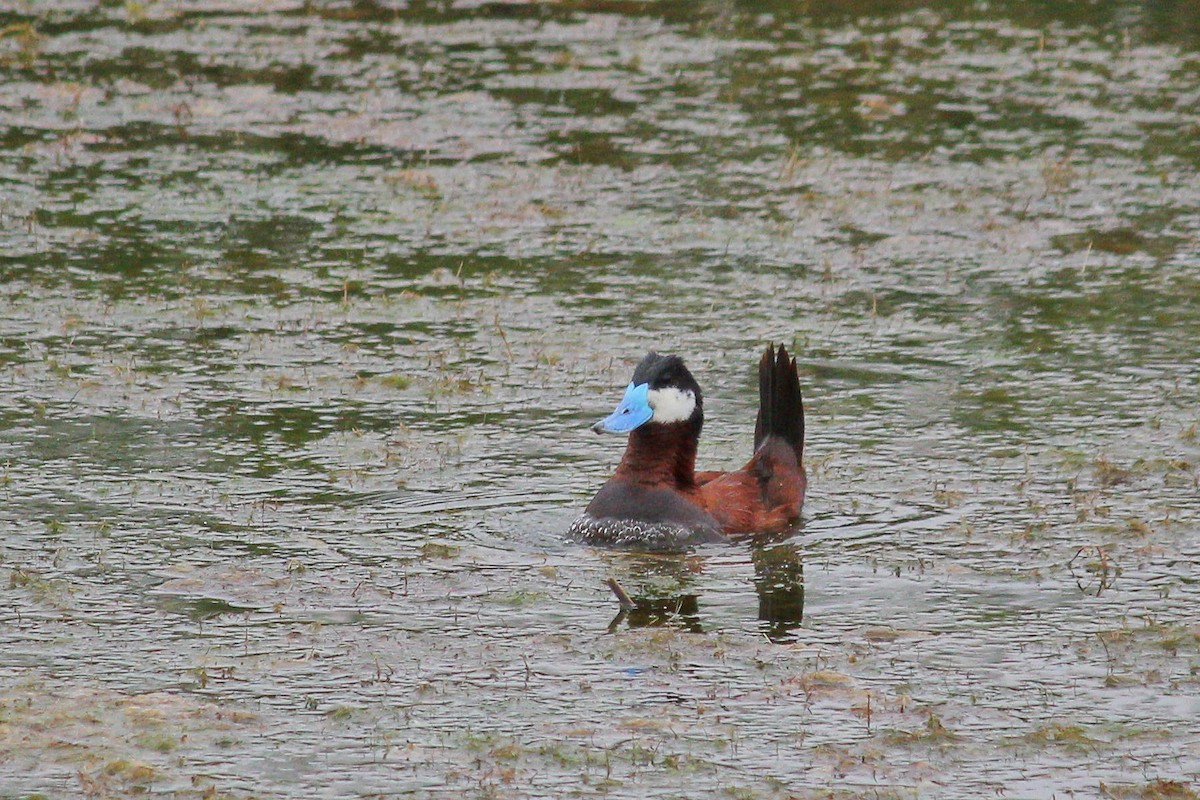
2;1;1200;798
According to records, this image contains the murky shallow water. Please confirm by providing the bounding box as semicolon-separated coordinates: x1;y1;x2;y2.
2;1;1200;798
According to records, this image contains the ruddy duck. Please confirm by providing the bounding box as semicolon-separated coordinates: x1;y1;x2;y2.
570;344;806;549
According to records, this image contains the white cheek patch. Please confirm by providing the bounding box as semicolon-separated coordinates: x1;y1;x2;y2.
647;387;696;424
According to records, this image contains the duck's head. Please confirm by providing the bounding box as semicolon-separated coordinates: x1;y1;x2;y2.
592;352;703;434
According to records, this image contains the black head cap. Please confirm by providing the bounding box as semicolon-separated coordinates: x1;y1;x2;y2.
631;352;703;407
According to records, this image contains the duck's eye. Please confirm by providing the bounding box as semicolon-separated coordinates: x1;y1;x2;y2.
622;408;630;414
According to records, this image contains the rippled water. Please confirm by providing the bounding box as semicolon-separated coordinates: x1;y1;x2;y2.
2;1;1199;798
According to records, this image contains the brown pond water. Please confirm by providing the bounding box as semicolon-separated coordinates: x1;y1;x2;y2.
2;1;1200;798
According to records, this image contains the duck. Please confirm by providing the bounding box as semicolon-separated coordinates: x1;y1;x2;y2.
569;344;806;549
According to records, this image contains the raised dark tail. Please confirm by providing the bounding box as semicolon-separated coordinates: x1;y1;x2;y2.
753;344;804;461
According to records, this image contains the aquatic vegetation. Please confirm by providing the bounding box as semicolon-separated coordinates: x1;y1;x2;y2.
2;0;1200;798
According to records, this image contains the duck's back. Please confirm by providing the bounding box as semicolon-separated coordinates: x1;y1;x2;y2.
699;437;806;534
699;344;806;534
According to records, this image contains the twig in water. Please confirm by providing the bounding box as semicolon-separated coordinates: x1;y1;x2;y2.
605;577;635;611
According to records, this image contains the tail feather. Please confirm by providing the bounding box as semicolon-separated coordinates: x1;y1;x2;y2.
753;344;804;461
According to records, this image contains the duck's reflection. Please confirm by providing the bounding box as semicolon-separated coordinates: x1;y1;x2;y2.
751;539;805;642
601;537;804;643
607;593;703;634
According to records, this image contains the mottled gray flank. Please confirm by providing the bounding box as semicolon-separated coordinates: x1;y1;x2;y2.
567;513;728;551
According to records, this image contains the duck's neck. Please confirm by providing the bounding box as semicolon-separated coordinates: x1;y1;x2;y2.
614;421;701;489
